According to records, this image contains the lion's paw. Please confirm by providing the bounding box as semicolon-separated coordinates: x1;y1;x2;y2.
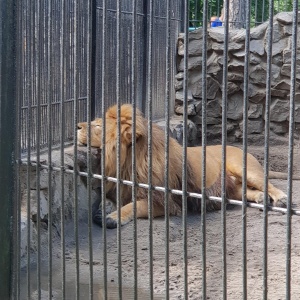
93;209;103;227
106;217;118;229
255;192;270;205
273;197;287;208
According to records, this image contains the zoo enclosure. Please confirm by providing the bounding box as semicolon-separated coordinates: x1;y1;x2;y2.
19;0;183;153
1;0;300;299
17;0;293;154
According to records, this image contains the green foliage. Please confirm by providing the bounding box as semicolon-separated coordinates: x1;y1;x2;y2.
189;0;295;28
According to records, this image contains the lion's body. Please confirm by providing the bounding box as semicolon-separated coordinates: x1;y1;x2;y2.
77;104;292;228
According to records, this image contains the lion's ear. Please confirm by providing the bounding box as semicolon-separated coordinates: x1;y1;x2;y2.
121;124;144;145
77;122;86;130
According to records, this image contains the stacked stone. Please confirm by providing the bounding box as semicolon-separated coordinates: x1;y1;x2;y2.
175;12;300;144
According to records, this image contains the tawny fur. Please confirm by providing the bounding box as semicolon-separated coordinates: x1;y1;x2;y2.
77;104;294;228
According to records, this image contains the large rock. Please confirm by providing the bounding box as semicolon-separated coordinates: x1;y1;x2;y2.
275;11;300;25
227;92;244;120
239;119;264;134
250;39;265;56
295;101;300;122
248;103;263;119
272;21;284;43
270;99;289;122
175;100;201;116
19;146;107;266
250;22;268;39
191;75;220;99
156;117;198;146
20;147;103;226
270;121;289;134
269;37;288;56
281;64;300;79
178;56;202;71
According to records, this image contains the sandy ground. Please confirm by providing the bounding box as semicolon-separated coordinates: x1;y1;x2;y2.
20;145;300;300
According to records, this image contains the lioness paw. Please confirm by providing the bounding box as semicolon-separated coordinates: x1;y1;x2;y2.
106;217;118;229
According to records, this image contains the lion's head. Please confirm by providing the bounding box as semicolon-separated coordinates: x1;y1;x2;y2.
77;104;148;177
77;118;102;147
77;104;147;149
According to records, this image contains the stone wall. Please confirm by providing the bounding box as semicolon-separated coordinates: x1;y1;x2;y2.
174;12;300;145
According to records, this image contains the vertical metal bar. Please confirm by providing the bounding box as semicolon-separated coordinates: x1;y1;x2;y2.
12;0;23;298
180;0;185;33
59;0;66;298
194;0;198;27
221;0;230;298
87;0;94;298
116;0;122;298
182;0;189;299
14;0;23;297
140;0;148;113
101;0;108;297
286;1;298;299
47;0;53;298
164;0;171;298
262;0;266;22
0;0;17;298
90;0;96;120
26;0;33;296
263;1;274;299
73;0;80;298
147;0;154;298
201;0;208;297
254;0;258;26
242;0;251;298
131;1;138;299
35;1;42;297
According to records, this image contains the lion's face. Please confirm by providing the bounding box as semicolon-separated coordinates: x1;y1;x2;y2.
77;104;147;150
77;118;102;147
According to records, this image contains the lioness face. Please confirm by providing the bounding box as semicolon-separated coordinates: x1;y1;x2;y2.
77;118;102;147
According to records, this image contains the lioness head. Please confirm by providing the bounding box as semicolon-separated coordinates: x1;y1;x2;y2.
77;118;102;147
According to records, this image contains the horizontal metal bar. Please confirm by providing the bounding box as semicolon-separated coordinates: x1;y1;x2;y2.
96;7;145;16
95;7;181;22
19;159;300;216
21;96;87;109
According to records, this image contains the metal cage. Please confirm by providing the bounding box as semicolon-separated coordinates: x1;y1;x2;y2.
0;0;299;299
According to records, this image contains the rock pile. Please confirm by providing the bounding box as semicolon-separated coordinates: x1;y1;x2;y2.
174;12;300;144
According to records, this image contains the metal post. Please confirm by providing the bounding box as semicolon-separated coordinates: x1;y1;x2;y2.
286;1;298;298
182;0;189;298
141;0;148;114
0;0;18;298
221;1;230;298
90;0;96;120
201;0;209;297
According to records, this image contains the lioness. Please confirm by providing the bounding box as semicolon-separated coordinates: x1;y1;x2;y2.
77;104;297;229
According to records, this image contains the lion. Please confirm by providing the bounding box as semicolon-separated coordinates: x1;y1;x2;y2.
77;104;298;229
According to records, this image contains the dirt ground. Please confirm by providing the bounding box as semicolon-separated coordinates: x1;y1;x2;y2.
21;144;300;300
